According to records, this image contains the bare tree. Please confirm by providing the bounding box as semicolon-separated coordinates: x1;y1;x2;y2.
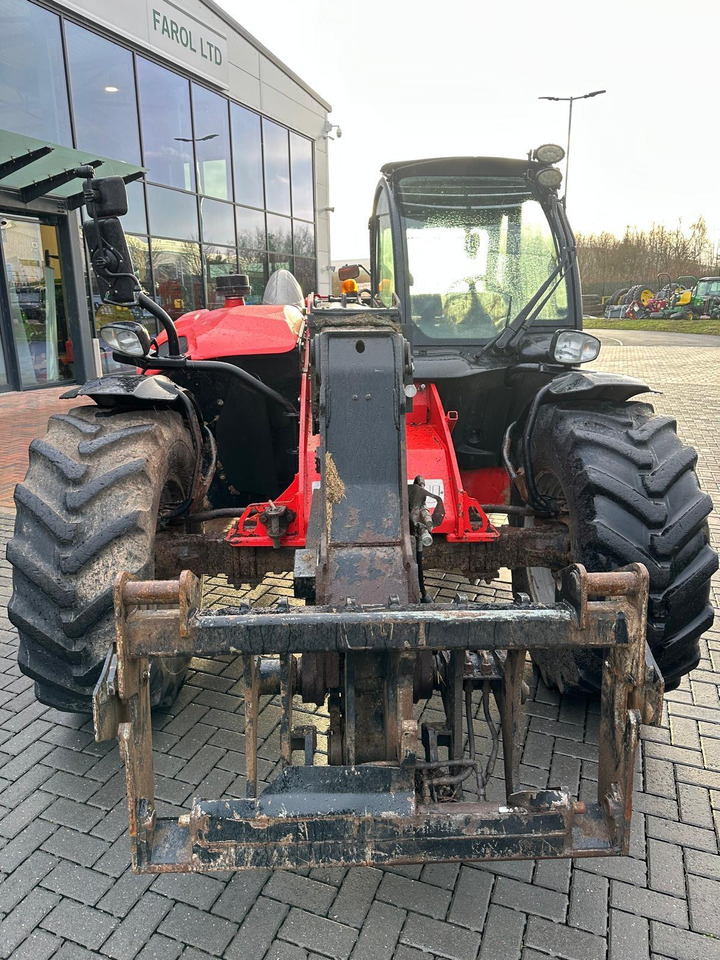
577;218;716;297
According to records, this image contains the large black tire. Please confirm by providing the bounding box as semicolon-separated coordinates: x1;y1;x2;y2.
7;406;196;712
514;399;717;694
622;284;642;305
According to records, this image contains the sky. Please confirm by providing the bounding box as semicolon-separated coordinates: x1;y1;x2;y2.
221;0;720;261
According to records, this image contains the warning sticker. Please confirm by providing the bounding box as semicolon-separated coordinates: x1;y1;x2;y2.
417;478;444;512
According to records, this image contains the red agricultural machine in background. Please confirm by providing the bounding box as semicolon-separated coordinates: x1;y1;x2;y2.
7;148;716;873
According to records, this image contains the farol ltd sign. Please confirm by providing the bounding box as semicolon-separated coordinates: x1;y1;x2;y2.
147;0;228;88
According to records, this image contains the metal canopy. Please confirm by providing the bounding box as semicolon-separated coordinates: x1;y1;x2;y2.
0;130;145;206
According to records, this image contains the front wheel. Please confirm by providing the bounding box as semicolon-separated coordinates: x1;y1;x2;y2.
8;406;196;712
514;399;717;694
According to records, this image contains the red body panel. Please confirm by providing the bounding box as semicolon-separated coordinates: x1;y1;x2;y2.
154;303;303;358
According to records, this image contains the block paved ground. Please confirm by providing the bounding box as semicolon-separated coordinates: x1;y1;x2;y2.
0;330;718;960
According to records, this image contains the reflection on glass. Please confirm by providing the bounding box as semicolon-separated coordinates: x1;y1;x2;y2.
293;220;315;257
266;214;292;254
146;185;199;241
90;235;155;373
0;0;71;145
137;58;194;191
399;176;568;340
200;198;235;247
124;181;148;236
262;119;290;215
0;330;7;388
290;133;314;221
268;253;292;281
1;218;71;386
236;206;266;253
65;22;140;164
126;236;152;298
151;239;203;320
204;246;238;306
292;257;316;296
231;104;264;208
239;250;267;303
192;84;231;199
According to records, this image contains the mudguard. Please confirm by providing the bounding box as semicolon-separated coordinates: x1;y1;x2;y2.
61;374;184;407
543;370;653;404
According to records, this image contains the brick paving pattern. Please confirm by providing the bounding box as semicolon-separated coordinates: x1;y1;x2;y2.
0;334;718;959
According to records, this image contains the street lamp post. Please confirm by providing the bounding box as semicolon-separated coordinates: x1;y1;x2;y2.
538;90;606;201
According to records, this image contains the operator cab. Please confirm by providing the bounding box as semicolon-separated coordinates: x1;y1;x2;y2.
369;154;581;356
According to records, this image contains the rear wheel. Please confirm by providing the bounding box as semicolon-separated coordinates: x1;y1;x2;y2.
514;400;716;694
8;406;196;712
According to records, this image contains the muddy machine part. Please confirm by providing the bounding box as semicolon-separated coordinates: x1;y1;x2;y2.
94;314;663;874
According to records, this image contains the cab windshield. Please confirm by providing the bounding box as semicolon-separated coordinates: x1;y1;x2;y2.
695;279;720;298
397;175;569;341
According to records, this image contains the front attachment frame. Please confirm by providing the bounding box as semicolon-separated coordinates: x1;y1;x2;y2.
94;563;662;873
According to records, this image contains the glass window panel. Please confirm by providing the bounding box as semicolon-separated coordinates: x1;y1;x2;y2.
204;246;238;306
266;214;292;254
200;198;235;247
239;250;267;304
293;257;317;297
192;84;231;199
262;119;290;215
125;235;152;300
0;0;71;145
290;133;314;221
293;220;315;258
124;181;148;236
65;22;140;164
268;253;292;287
150;239;203;320
236;206;266;253
146;185;198;241
2;218;72;386
137;58;194;191
231;104;264;208
94;236;155;372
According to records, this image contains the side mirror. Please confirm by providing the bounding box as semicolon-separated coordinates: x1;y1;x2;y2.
85;176;128;219
83;217;138;304
338;264;361;282
99;321;152;358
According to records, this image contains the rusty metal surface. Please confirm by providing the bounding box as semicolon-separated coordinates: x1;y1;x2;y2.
97;557;654;876
154;529;295;584
154;521;571;586
123;595;626;659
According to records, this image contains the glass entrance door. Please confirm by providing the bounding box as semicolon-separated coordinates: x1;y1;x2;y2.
1;215;73;389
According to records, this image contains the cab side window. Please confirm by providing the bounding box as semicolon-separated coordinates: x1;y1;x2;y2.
374;190;395;306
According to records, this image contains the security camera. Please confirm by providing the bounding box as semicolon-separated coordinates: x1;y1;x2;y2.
323;121;342;140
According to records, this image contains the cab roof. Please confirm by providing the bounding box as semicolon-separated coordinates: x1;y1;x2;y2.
380;157;537;180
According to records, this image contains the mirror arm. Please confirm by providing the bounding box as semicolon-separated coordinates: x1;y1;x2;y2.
137;292;182;358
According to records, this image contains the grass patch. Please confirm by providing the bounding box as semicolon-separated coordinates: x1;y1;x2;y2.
584;317;720;336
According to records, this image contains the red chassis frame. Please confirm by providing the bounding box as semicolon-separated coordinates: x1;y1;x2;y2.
226;339;510;550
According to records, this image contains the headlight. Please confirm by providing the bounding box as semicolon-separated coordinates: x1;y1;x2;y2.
534;143;566;164
551;330;601;364
536;167;563;189
100;321;151;357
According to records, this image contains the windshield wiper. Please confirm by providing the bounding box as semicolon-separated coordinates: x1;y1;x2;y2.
480;252;572;356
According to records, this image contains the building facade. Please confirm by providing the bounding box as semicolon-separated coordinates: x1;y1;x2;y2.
0;0;331;391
